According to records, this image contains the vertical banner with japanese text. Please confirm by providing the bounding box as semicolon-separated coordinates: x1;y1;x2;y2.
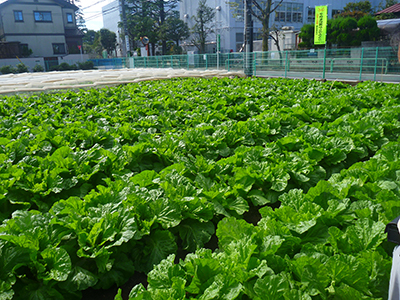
314;5;328;45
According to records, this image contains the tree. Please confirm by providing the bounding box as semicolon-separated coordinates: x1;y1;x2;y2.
298;14;380;48
83;30;103;57
190;0;215;54
125;0;180;55
357;14;380;42
298;24;314;48
100;28;117;56
125;0;158;55
378;0;398;10
228;0;283;52
151;0;180;55
337;0;373;20
163;11;190;53
72;0;86;31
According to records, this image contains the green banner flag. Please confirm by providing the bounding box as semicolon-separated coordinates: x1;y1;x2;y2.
314;5;328;45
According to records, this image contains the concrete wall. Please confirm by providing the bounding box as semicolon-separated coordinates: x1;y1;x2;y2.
0;53;90;72
0;57;44;71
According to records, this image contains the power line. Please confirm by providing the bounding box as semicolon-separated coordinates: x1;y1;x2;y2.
80;0;108;11
85;5;119;21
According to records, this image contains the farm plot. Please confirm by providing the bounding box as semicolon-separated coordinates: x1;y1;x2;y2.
0;77;400;300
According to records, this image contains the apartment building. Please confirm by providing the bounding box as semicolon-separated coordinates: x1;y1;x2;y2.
180;0;382;52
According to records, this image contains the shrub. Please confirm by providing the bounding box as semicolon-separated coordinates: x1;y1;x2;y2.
76;60;95;70
0;65;16;74
50;62;78;71
32;64;44;72
16;63;29;73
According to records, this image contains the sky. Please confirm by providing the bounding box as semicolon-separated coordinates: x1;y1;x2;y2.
78;0;115;31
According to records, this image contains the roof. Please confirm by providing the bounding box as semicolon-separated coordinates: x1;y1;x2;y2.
375;3;400;15
0;0;79;11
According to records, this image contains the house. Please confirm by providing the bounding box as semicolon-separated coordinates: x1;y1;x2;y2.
375;3;400;18
0;0;83;59
180;0;382;53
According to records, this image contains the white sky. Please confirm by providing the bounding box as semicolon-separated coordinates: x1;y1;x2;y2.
79;0;115;31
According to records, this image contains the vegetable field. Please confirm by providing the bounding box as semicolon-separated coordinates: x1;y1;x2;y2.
1;77;400;300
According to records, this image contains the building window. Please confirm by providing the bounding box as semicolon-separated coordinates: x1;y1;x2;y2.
52;43;66;54
66;13;73;23
274;2;303;23
307;7;315;23
34;11;52;22
14;11;23;22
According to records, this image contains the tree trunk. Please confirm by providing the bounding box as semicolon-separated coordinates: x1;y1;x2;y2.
159;0;166;55
262;19;270;52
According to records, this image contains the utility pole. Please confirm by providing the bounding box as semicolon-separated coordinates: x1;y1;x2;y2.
244;0;253;76
119;0;130;57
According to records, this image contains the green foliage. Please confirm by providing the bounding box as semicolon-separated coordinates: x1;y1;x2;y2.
32;64;44;72
76;60;94;70
83;30;103;58
299;14;380;47
298;24;314;48
100;28;117;56
1;78;400;299
191;0;215;54
16;63;28;74
378;0;399;10
125;0;181;55
163;11;190;52
357;15;380;42
50;62;78;71
0;65;16;74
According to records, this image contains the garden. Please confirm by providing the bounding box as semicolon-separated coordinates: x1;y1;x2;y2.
0;77;399;299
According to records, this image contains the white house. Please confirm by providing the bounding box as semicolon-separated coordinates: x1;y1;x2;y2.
0;0;83;59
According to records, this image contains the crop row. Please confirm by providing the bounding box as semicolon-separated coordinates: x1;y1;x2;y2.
124;141;400;299
0;78;399;299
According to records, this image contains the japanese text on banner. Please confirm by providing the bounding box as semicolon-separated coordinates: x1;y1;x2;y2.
314;5;328;45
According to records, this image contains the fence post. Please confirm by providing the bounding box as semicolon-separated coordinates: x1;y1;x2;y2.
170;56;173;68
322;48;327;80
373;47;378;81
253;52;257;76
228;52;230;71
359;47;364;81
206;54;208;70
284;51;288;78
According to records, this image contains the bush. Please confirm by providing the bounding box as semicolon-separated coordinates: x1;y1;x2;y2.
50;62;78;71
76;60;95;70
32;64;44;72
0;65;16;74
16;63;29;73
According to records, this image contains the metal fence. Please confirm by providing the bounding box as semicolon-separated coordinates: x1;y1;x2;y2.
87;47;400;82
253;47;400;82
126;52;245;71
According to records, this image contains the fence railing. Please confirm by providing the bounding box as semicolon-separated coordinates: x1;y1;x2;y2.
86;47;400;82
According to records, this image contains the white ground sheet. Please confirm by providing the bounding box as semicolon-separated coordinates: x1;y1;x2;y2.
0;68;244;95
